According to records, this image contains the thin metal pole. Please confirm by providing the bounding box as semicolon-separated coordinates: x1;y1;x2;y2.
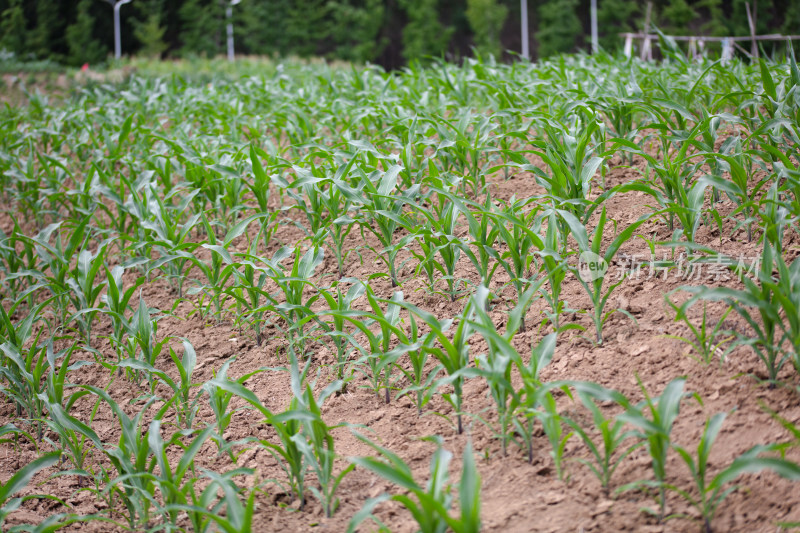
521;0;529;59
227;0;241;62
110;0;133;59
591;0;598;54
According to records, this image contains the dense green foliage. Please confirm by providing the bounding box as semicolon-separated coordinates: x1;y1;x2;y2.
0;0;796;67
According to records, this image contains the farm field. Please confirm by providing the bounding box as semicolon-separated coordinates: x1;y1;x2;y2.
1;51;800;533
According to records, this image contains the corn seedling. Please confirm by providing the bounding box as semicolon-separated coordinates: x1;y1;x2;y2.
469;284;535;456
488;201;545;332
405;187;467;302
394;313;441;417
348;433;482;533
344;162;419;287
287;353;353;518
560;207;649;344
78;386;171;529
0;452;61;529
511;333;558;465
684;240;792;387
664;292;734;366
526;116;607;225
562;383;640;496
668;412;800;533
201;358;265;458
398;298;477;435
263;244;324;353
618;377;687;522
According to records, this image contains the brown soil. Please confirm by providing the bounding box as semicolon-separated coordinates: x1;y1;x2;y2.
2;156;800;533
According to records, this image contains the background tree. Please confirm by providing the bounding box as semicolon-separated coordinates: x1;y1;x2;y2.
536;0;582;58
179;0;225;57
237;0;291;56
399;0;453;62
661;0;698;35
286;0;330;57
597;0;639;50
134;0;168;58
28;0;61;60
0;0;798;67
696;0;727;36
726;0;774;35
0;0;27;56
65;0;107;65
782;1;800;37
466;0;509;59
329;0;386;63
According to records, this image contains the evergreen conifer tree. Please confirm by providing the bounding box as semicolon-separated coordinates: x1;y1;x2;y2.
66;0;107;65
537;0;582;58
0;0;27;56
466;0;509;59
399;0;453;62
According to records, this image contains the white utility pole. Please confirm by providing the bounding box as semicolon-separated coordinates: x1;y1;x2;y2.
107;0;133;59
590;0;599;53
521;0;529;59
227;0;242;61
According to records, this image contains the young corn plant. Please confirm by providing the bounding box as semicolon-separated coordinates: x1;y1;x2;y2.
17;216;93;326
263;245;324;354
141;188;202;298
683;240;791;387
206;365;306;511
612;120;713;244
618;377;687;522
0;301;50;419
664;292;734;366
287;354;354;518
64;240;109;345
43;396;102;485
188;214;239;322
525;116;607;225
316;280;366;385
0;330;50;437
118;338;203;429
510;333;558;465
201;357;265;458
146;420;215;527
0;222;37;304
319;288;405;404
116;295;170;389
431;110;497;198
561;207;649;344
537;214;576;334
398;298;478;435
316;181;356;280
668;412;800;533
246;143;273;215
0;451;61;530
458;193;502;295
394;313;441;417
348;434;482;533
102;265;145;353
78;386;172;530
700;140;767;242
166;468;257;533
561;382;639;497
488;201;545;332
407;193;467;302
223;216;277;344
344;163;419;287
469;284;535;456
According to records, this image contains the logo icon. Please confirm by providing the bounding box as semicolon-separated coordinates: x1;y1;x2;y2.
578;251;608;282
